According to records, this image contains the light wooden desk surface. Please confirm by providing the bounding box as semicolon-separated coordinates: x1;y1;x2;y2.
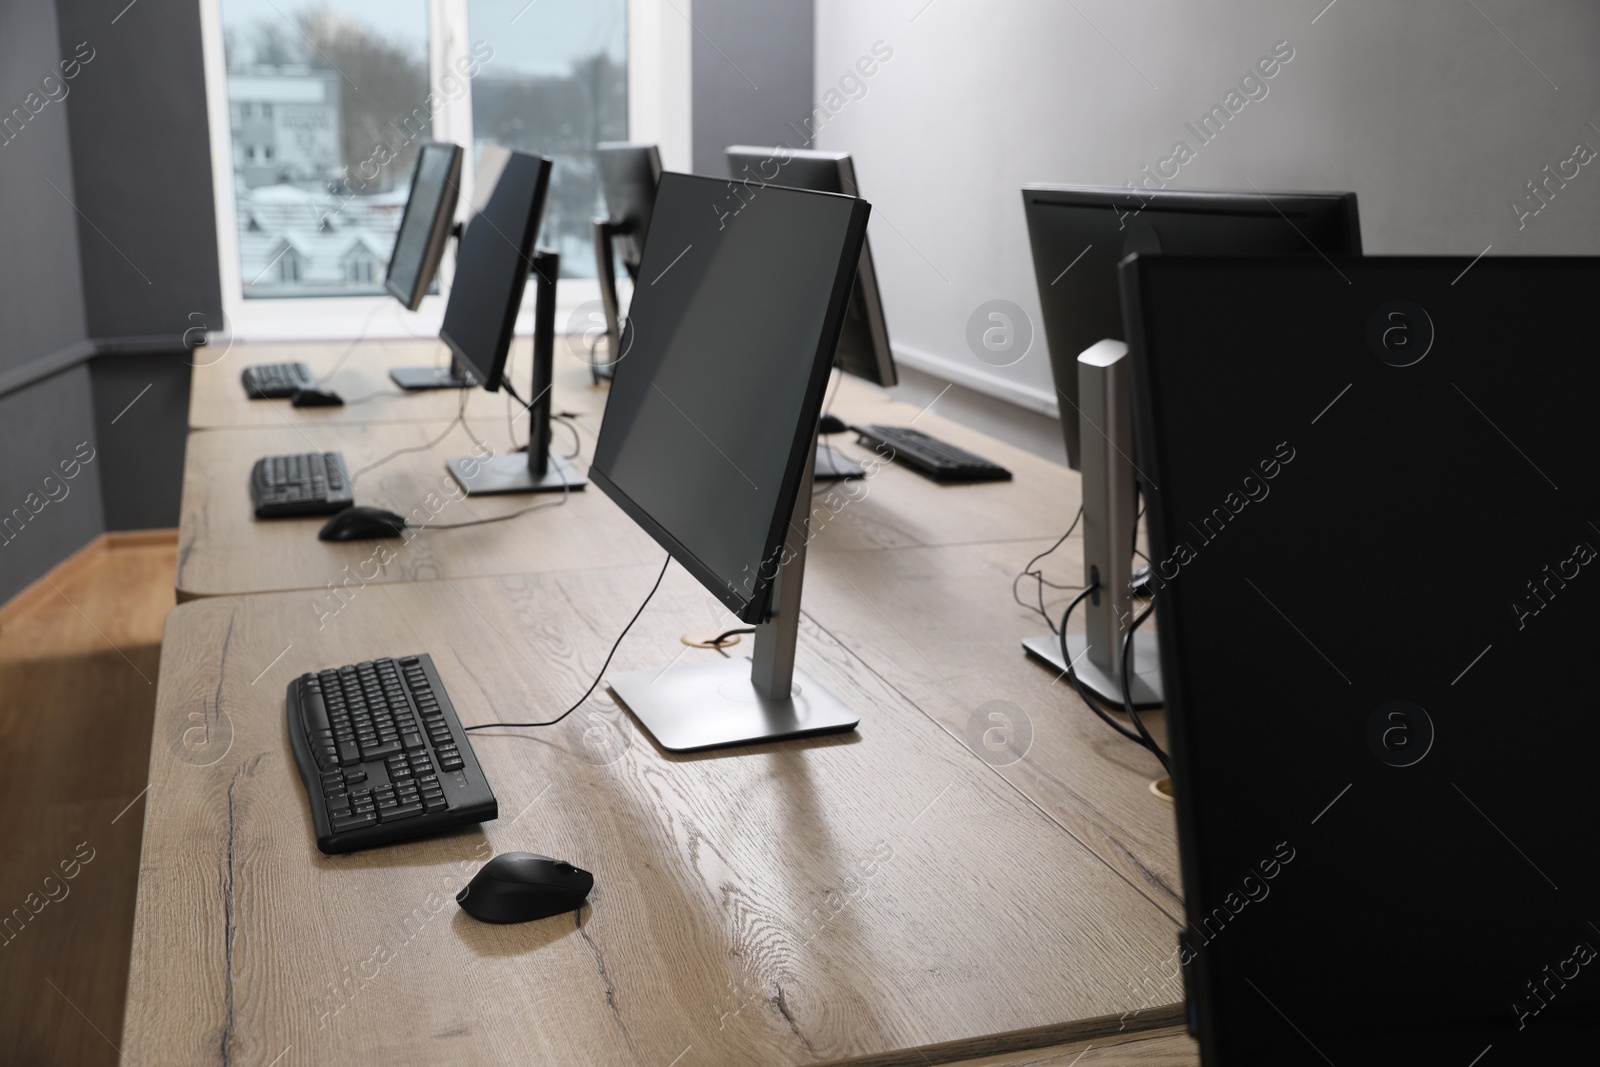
176;376;1078;600
126;570;1183;1066
188;337;607;431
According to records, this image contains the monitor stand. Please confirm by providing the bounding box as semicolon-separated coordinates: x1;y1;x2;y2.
606;430;861;752
391;363;476;391
446;249;588;496
1021;339;1163;707
813;442;865;480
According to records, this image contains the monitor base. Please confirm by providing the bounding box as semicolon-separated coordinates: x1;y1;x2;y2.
1021;632;1164;708
445;452;587;496
607;657;859;752
390;365;476;391
814;443;865;481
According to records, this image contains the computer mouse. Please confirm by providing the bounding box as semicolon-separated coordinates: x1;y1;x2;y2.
317;506;407;541
457;852;593;924
818;413;848;435
291;388;344;407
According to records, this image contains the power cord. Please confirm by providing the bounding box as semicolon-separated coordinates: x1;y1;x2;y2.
463;554;672;731
349;390;467;485
1013;507;1084;632
1057;580;1170;772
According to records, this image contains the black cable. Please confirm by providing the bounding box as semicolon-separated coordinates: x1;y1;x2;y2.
464;554;672;731
552;414;582;459
709;627;756;645
1014;507;1084;632
349;390;466;484
1057;582;1170;773
1120;600;1171;774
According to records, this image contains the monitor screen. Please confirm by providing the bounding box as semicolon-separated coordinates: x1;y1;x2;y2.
1125;254;1600;1062
1022;185;1361;469
384;142;463;311
596;142;662;272
726;146;895;388
590;172;869;623
439;145;551;391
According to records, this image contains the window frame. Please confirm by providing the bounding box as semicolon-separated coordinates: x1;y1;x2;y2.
198;0;688;342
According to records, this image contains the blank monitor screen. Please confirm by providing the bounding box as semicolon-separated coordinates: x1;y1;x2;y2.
439;145;551;392
725;146;895;388
384;142;463;310
1022;186;1360;469
596;142;662;274
1124;254;1600;1062
590;172;869;623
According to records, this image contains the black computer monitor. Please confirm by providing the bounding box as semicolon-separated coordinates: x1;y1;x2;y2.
590;171;869;751
1125;253;1600;1063
385;142;463;311
441;145;549;392
1022;186;1362;470
591;143;663;379
725;147;895;389
440;146;581;496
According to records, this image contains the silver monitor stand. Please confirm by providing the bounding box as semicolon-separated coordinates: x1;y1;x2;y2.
1022;339;1164;707
606;431;861;752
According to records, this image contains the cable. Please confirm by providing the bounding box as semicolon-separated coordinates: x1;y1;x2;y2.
709;627;757;645
1120;600;1170;774
552;414;582;459
1056;581;1170;770
463;554;672;731
1013;506;1084;632
349;390;466;485
337;389;407;406
317;300;387;385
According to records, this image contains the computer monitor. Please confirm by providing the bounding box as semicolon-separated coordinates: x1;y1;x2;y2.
440;145;583;495
725;147;895;389
590;171;870;751
386;142;463;311
591;143;663;379
1022;186;1362;470
1125;253;1600;1063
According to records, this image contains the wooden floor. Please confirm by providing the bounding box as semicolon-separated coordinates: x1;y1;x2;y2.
0;536;176;1067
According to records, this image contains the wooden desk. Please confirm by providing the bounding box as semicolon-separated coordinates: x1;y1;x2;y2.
188;338;606;430
176;377;1078;600
126;571;1183;1065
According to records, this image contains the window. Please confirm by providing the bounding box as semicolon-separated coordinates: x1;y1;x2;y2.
467;0;627;278
218;1;431;299
203;0;686;336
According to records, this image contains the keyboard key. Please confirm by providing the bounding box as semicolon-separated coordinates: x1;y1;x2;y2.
332;812;378;833
380;802;424;822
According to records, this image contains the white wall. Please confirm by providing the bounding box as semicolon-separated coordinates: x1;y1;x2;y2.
814;0;1600;415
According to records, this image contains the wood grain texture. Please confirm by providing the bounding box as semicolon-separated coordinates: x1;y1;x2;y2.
0;539;176;1066
127;569;1183;1066
178;375;1079;600
175;417;660;600
934;1027;1196;1067
187;338;607;430
797;539;1183;926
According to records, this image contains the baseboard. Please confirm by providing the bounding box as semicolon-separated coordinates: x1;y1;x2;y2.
0;529;177;632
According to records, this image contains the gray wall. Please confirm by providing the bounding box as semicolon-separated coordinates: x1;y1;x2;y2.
56;0;222;340
814;0;1600;417
691;0;815;175
0;0;213;602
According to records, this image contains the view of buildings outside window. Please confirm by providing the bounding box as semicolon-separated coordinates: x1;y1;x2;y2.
219;0;626;298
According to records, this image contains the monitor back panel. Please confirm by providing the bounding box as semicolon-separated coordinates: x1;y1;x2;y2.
1123;255;1600;1063
1023;186;1359;468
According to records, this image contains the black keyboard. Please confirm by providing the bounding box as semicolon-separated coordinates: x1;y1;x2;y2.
251;451;354;518
287;654;497;854
851;424;1012;482
241;361;317;399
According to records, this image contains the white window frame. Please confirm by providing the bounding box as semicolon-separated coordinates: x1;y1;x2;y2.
198;0;690;343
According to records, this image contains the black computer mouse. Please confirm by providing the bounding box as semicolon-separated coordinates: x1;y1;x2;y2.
457;852;593;924
291;388;344;407
318;506;407;541
818;413;848;435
